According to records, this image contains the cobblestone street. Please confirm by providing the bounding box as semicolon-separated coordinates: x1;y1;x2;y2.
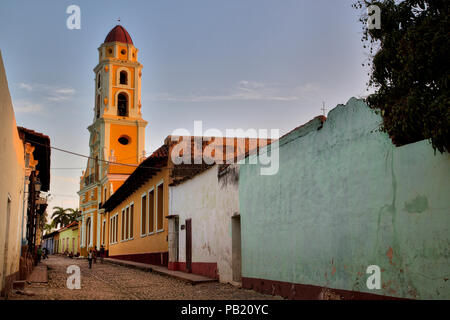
9;255;282;300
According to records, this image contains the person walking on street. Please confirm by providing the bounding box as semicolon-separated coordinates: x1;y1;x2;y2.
93;248;97;264
88;250;93;269
100;245;105;264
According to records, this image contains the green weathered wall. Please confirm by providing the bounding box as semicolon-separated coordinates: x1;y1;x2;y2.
239;97;450;299
58;228;78;254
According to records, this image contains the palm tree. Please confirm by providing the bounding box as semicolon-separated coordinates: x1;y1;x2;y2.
43;223;53;235
67;208;81;223
51;207;71;229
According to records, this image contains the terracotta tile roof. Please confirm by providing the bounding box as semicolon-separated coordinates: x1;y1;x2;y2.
101;144;168;212
58;221;78;232
167;136;272;186
102;135;273;209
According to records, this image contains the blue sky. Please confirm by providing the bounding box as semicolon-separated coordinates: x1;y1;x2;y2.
0;0;370;211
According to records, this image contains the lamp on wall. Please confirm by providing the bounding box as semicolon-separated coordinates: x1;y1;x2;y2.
35;178;42;192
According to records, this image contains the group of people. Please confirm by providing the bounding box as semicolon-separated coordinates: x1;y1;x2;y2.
35;244;106;269
87;245;105;269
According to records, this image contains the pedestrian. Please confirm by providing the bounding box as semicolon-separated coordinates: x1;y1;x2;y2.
88;250;93;269
93;248;97;264
36;246;42;265
100;245;105;264
43;247;48;259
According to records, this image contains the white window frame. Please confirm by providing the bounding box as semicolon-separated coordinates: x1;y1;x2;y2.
155;180;164;233
125;204;130;240
147;187;155;235
116;67;130;87
120;208;125;242
114;214;118;244
129;202;134;240
110;213;118;245
140;192;147;237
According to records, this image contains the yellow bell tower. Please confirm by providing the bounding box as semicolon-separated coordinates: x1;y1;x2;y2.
78;25;147;256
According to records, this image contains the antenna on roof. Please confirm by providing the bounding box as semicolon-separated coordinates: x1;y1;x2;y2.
321;101;327;116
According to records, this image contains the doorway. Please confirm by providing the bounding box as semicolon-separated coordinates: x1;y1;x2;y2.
231;214;242;283
185;219;192;273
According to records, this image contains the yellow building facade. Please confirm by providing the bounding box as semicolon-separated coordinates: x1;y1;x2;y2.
101;145;170;265
78;25;147;256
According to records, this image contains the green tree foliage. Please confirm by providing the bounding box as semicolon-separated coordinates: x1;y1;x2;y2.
51;207;80;229
353;0;449;152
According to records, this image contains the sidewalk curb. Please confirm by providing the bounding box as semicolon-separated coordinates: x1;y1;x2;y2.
103;258;217;285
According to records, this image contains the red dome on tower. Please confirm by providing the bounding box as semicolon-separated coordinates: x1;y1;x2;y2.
104;25;133;44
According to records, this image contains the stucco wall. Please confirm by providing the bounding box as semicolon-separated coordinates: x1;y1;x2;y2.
106;169;170;260
58;228;79;254
239;97;450;299
0;50;25;294
169;164;240;283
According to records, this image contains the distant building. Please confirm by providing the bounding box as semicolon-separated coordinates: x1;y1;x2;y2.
42;231;58;255
57;222;79;255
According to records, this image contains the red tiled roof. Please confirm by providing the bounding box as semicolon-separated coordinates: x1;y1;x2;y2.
104;25;133;44
167;136;272;186
101;144;169;212
58;221;78;232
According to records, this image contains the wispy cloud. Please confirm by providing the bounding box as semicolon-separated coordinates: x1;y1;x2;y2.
149;81;319;103
14;100;44;114
17;82;76;102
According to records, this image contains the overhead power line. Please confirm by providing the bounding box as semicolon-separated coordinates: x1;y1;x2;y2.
25;138;166;170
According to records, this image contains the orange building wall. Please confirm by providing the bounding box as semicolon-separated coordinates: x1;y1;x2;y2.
109;123;139;174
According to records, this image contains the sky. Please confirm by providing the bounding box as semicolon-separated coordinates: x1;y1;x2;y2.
0;0;371;217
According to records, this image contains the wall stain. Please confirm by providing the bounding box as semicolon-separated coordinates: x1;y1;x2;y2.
404;195;429;213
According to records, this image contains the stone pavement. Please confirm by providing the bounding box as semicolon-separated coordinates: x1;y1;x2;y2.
104;258;217;284
26;265;48;283
8;255;283;300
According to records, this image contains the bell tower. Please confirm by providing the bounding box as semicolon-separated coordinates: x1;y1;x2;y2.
78;25;147;256
93;25;147;172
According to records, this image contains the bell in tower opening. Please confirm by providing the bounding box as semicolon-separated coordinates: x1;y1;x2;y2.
117;93;128;117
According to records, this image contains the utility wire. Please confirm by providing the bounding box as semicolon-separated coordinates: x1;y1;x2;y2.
25;138;167;170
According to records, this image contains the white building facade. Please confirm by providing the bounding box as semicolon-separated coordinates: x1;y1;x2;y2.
168;164;242;284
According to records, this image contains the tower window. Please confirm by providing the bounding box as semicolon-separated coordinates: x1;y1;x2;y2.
97;74;101;88
120;71;128;85
118;135;130;145
96;95;100;118
117;93;128;117
121;49;126;55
